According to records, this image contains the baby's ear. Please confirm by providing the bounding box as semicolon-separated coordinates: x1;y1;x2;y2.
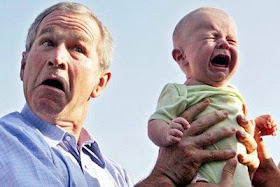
172;48;187;66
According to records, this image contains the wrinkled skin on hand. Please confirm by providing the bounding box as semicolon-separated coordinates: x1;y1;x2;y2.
136;99;266;187
188;159;237;187
151;99;236;186
236;116;259;176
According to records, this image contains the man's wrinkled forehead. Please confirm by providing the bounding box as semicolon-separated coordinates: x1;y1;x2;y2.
38;25;91;45
38;10;101;43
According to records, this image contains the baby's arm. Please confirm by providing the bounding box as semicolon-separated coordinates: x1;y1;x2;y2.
148;117;190;147
255;114;277;136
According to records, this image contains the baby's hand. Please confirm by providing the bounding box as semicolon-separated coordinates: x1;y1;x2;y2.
166;117;190;144
255;114;278;136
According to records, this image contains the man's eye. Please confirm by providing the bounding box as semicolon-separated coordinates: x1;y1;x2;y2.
42;40;54;47
73;46;84;53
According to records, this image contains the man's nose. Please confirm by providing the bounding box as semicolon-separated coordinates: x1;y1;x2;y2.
47;44;68;70
217;38;230;50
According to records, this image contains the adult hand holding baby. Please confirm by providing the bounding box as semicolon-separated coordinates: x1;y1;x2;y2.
137;98;239;186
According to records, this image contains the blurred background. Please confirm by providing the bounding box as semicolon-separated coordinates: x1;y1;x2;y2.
0;0;279;182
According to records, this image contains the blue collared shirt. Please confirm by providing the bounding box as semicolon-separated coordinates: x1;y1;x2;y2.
0;105;133;186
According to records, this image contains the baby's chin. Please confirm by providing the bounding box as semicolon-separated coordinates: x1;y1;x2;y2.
209;79;229;87
209;82;227;87
206;71;232;87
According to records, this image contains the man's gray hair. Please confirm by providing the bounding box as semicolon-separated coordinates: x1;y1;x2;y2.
25;2;113;72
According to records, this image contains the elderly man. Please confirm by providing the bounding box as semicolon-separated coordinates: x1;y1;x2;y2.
0;2;276;187
1;2;126;186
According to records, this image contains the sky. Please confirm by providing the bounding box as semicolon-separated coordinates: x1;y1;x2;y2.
0;0;280;183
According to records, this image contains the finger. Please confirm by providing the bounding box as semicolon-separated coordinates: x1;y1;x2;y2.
272;126;278;136
200;149;236;163
236;115;255;135
170;122;185;132
170;129;183;137
173;117;190;129
220;159;237;186
169;136;181;143
195;127;236;148
271;119;278;127
186;110;229;136
180;98;210;123
255;127;271;160
260;127;277;136
255;115;270;126
236;130;257;153
237;153;259;172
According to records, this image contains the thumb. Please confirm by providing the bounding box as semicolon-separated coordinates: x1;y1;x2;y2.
220;159;237;186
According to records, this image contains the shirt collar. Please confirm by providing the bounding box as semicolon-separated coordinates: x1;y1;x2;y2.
21;104;105;168
21;104;66;145
78;128;94;147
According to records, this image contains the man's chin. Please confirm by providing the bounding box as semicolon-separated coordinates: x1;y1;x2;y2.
30;100;65;122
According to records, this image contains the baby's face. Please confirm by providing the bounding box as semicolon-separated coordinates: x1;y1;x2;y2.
182;9;238;87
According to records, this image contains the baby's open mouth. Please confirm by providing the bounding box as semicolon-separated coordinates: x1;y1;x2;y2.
211;55;230;68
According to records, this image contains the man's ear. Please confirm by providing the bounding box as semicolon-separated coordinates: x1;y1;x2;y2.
20;52;27;81
172;48;188;66
91;71;112;98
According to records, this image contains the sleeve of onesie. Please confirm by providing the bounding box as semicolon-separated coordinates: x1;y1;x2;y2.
149;83;188;124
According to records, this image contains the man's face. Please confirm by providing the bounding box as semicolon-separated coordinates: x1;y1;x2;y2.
20;10;109;123
180;10;238;87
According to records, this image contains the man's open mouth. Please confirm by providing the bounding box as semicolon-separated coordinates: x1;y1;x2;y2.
211;55;230;68
41;79;64;92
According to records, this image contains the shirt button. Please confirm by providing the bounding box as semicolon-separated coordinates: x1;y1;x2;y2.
65;135;71;142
